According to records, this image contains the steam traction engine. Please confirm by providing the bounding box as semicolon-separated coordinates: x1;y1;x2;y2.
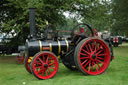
24;8;114;80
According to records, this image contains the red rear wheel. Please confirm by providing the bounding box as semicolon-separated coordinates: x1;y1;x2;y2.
74;37;110;75
30;51;59;80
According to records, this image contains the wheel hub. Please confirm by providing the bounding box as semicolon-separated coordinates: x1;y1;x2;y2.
44;64;48;68
92;53;96;59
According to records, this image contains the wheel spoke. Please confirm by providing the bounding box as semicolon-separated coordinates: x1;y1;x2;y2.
48;66;55;69
47;68;52;73
82;59;88;65
41;69;44;76
97;57;104;60
88;63;91;72
80;57;89;59
91;61;94;72
43;55;45;63
96;45;102;52
48;58;54;63
45;70;48;76
96;59;104;64
85;44;89;52
96;50;103;55
48;62;56;66
88;43;92;52
98;53;107;56
94;62;98;72
96;61;101;69
80;53;88;56
38;58;43;64
82;49;90;55
34;62;42;65
35;66;42;68
83;60;91;67
37;69;42;74
46;56;49;63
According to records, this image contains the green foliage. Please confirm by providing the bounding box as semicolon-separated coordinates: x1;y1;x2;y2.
0;0;75;45
56;0;112;32
112;0;128;36
0;0;115;46
81;0;112;31
55;17;78;36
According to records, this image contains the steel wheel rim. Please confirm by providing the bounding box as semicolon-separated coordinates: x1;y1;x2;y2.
78;39;110;75
32;53;58;79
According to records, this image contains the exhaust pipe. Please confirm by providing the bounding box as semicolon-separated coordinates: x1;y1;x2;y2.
29;8;36;40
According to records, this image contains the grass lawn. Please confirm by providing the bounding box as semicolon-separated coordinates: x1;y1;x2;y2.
0;43;128;85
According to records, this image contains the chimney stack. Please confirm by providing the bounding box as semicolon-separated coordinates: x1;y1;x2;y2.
29;8;36;40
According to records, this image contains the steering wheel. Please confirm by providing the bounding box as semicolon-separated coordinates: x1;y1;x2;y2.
71;23;94;39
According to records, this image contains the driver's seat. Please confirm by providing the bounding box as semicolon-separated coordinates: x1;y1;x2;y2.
71;28;87;44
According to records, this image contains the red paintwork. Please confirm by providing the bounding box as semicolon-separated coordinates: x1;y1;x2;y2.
25;57;31;73
16;56;25;64
78;39;110;75
80;28;85;33
93;29;98;37
43;47;50;50
112;56;115;60
113;38;118;42
32;52;58;79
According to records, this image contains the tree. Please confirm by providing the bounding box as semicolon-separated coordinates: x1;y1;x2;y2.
0;0;114;48
63;0;112;31
0;0;76;46
112;0;128;36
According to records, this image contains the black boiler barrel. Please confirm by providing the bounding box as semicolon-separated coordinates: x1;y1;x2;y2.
26;39;71;57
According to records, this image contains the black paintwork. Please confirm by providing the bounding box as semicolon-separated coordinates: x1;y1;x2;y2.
29;8;36;40
26;40;71;57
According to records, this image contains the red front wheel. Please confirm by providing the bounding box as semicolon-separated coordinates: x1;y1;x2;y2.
24;56;33;74
30;51;59;80
74;37;111;75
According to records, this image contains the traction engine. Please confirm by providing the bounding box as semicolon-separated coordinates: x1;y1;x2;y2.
24;8;114;80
